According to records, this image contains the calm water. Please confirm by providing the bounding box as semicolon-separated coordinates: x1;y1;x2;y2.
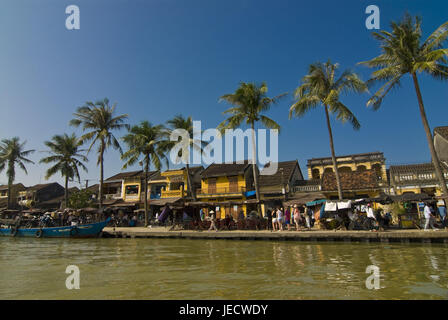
0;237;447;300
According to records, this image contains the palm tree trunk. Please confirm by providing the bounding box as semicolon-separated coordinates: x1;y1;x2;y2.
411;72;448;200
250;122;261;213
64;175;69;209
144;156;149;227
7;162;13;210
99;140;105;209
185;164;196;201
324;105;343;200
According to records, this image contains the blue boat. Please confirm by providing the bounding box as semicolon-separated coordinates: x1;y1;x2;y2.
0;218;110;238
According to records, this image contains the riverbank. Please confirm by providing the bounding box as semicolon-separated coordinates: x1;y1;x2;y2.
103;227;448;244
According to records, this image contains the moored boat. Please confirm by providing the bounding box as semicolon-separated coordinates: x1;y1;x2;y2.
0;217;110;238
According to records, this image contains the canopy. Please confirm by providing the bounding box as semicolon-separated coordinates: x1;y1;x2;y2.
305;199;326;207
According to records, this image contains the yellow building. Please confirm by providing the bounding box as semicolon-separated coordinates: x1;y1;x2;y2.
389;163;448;198
307;152;387;182
196;162;256;220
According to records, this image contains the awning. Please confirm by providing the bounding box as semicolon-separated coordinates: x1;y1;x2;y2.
186;199;259;206
283;192;326;206
149;197;182;206
305;199;326;206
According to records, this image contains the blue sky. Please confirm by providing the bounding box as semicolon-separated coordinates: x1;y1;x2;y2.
0;0;447;187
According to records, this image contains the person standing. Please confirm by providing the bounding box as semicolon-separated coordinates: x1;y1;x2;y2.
276;207;284;231
284;206;291;231
200;208;205;222
208;210;218;231
303;206;311;230
437;204;447;229
271;209;277;231
293;205;301;231
366;203;377;231
424;203;437;230
266;208;272;230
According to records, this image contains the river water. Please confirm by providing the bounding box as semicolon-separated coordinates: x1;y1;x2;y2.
0;237;447;299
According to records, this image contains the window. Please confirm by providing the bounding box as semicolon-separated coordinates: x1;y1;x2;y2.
125;185;139;195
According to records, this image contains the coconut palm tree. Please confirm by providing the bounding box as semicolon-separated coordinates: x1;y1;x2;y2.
359;14;448;199
289;61;367;200
69;98;129;209
0;137;35;209
40;133;88;209
218;82;286;205
121;121;169;227
165;115;205;201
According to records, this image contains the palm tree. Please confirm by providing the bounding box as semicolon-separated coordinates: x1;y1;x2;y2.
165;115;204;201
218;82;286;205
121;121;169;227
289;61;367;200
0;137;35;209
69;98;129;209
40;133;88;209
359;14;448;199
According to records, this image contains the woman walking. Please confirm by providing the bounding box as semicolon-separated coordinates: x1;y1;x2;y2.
293;205;301;231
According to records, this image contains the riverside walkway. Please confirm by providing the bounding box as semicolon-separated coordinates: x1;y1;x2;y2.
103;227;448;244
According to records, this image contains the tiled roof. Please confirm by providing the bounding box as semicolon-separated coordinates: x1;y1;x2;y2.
201;162;251;178
26;182;63;192
105;170;144;181
321;170;380;191
307;152;385;166
0;183;26;191
389;163;447;174
434;126;448;141
259;160;300;186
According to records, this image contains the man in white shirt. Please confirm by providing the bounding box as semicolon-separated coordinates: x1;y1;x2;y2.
366;203;377;231
424;203;436;230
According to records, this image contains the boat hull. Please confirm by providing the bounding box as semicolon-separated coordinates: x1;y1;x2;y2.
0;218;110;238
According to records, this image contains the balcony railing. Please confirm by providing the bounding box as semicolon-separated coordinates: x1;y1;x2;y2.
292;185;321;192
197;186;247;195
104;193;122;200
161;189;185;198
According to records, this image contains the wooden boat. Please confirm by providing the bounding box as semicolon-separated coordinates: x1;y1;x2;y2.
0;218;110;238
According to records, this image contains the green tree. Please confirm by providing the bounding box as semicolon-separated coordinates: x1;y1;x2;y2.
289;61;367;200
121;121;169;227
40;133;88;209
166;115;205;201
0;137;35;209
69;189;94;209
69;98;129;209
359;14;448;199
218;82;286;205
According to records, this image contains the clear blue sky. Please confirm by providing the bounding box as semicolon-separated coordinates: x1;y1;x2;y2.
0;0;447;188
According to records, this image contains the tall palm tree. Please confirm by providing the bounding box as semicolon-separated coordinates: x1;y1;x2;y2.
122;121;169;227
218;82;286;205
166;115;204;201
359;14;448;199
69;98;129;209
289;61;367;200
40;133;88;209
0;137;35;209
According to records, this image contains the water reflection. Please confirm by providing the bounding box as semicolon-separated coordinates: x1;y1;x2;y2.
0;238;447;299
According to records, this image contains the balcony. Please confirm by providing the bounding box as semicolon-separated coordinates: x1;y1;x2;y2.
293;185;321;192
104;193;122;200
161;189;185;198
197;186;247;196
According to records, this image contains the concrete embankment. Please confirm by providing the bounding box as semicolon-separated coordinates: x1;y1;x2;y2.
102;227;448;244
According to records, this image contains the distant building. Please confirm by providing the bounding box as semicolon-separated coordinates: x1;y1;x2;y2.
0;183;26;208
196;162;256;220
18;182;65;209
307;152;387;181
434;126;448;165
389;163;448;197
